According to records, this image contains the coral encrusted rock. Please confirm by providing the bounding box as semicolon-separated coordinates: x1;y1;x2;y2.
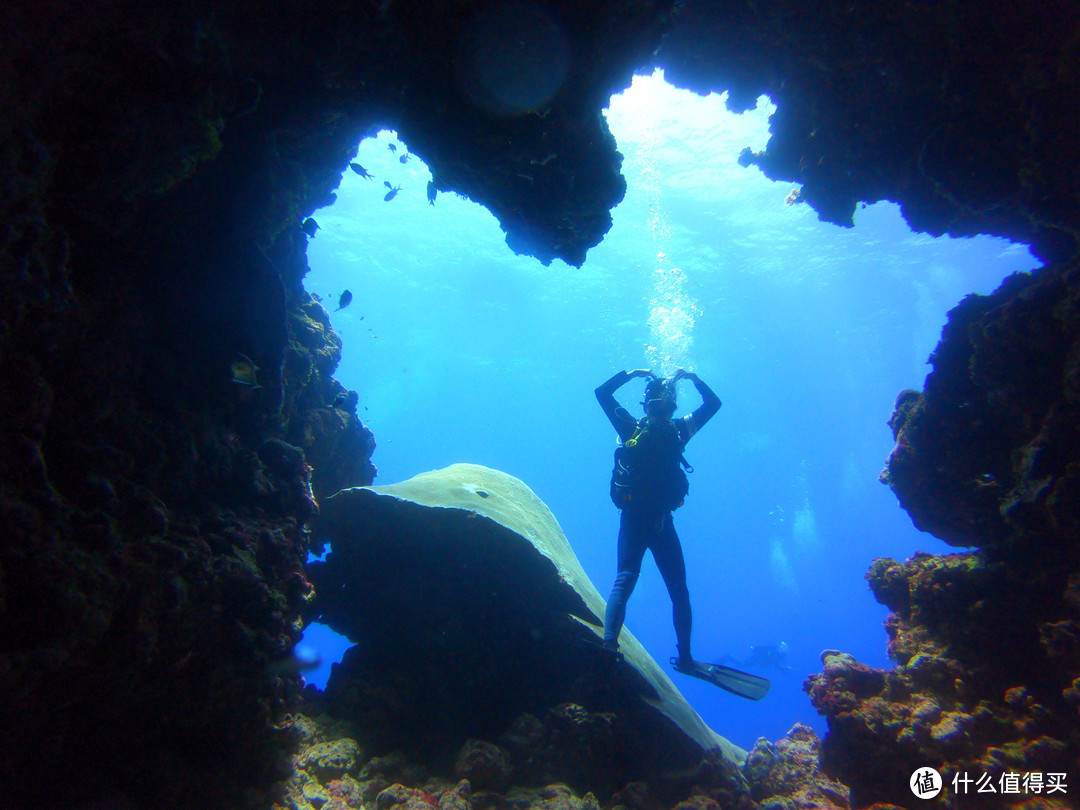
803;551;1078;808
799;261;1080;807
743;723;850;809
308;463;745;798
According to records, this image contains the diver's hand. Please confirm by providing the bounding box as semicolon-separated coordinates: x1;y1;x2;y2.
628;368;654;379
673;368;698;383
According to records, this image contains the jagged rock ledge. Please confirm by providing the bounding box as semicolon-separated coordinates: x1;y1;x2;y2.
802;260;1080;807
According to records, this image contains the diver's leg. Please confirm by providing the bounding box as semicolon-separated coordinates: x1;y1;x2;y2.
603;510;649;649
652;515;693;662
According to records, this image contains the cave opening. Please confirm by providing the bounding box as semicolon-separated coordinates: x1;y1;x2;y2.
300;69;1038;751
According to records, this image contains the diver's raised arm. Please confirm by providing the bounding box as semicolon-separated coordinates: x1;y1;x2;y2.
596;369;650;435
678;370;721;432
595;368;651;400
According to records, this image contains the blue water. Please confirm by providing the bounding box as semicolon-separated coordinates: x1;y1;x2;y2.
301;70;1037;752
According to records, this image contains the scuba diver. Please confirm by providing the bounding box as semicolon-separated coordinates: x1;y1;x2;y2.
720;641;793;672
595;368;770;701
596;368;720;661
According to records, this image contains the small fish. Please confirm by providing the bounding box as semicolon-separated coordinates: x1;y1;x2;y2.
230;352;261;388
427;180;437;206
334;290;353;311
388;143;397;153
399;153;410;164
350;162;373;179
301;217;319;237
383;183;401;202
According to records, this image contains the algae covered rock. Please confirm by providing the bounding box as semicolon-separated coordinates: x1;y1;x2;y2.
453;739;513;791
309;463;743;790
298;737;363;779
742;723;849;809
807;552;1079;808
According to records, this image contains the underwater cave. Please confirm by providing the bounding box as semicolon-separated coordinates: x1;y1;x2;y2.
3;2;1080;809
299;72;1039;755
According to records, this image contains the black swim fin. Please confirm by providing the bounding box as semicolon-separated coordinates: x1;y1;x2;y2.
671;657;771;701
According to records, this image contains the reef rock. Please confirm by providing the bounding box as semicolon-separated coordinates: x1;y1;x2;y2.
299;737;364;781
803;552;1077;808
308;463;744;796
660;2;1080;263
743;723;850;809
797;259;1080;807
882;266;1080;549
453;739;514;792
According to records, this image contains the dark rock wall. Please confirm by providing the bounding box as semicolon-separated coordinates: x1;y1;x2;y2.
2;2;378;807
883;267;1080;548
660;0;1080;264
806;262;1080;808
4;0;1080;806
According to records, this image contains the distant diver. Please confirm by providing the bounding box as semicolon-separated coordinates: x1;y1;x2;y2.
399;153;410;164
350;162;373;179
746;641;792;671
596;368;770;700
721;641;792;672
387;143;397;153
427;180;437;205
301;217;319;237
383;181;401;201
334;290;353;311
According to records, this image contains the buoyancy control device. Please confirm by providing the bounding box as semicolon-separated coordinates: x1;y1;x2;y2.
610;417;693;511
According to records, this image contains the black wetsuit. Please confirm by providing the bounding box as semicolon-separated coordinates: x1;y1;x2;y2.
595;370;721;659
